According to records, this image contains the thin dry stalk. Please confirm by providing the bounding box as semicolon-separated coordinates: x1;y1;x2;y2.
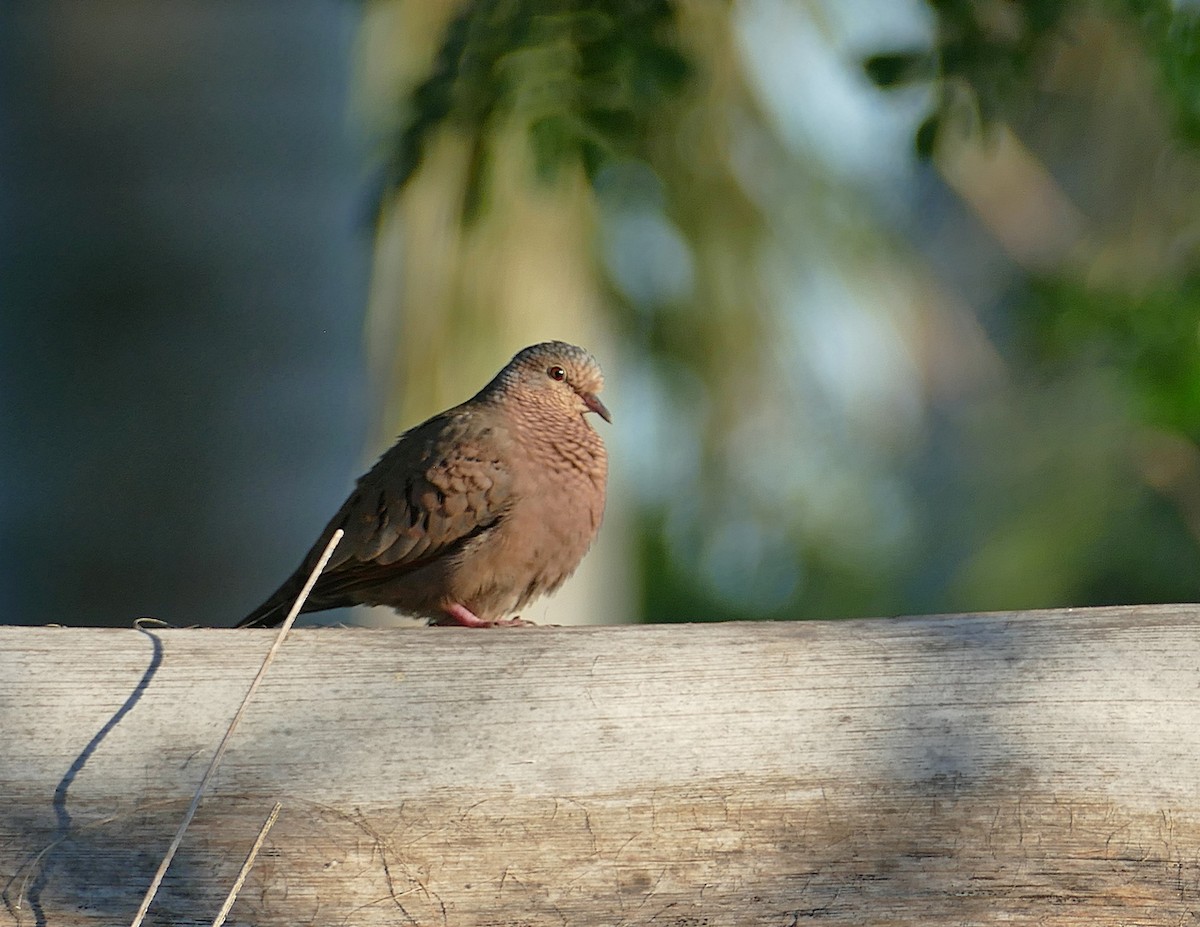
128;529;344;927
209;801;283;927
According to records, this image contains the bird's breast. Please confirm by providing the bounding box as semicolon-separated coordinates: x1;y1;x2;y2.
510;418;607;549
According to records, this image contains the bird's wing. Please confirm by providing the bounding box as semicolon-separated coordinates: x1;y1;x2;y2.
236;409;514;627
317;410;514;587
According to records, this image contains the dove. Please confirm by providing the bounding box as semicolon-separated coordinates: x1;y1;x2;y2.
237;341;610;628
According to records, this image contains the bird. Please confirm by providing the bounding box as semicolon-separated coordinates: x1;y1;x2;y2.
237;341;610;628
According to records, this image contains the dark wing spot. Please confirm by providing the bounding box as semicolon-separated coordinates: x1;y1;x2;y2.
375;490;388;533
404;479;419;528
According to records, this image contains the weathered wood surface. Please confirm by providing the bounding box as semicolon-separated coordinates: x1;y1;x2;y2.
2;606;1200;926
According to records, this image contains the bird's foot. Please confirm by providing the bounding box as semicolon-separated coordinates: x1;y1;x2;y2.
493;615;538;627
436;604;539;628
489;615;560;628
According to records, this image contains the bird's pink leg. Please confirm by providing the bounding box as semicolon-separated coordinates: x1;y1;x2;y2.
441;603;491;627
439;603;535;628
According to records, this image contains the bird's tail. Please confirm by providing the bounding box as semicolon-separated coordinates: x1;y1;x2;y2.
236;594;291;628
235;526;353;627
235;576;311;628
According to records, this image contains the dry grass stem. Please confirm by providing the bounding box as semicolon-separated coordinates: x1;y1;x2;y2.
209;801;283;927
128;529;344;927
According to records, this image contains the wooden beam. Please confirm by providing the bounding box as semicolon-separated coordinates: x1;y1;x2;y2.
2;605;1199;925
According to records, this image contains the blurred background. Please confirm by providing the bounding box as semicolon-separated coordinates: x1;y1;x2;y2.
4;0;1200;627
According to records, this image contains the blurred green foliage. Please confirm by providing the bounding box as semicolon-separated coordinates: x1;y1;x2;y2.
389;0;687;219
866;1;1200;155
1127;1;1200;143
1023;276;1200;438
868;0;1200;615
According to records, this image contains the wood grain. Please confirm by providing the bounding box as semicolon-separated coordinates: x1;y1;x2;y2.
2;605;1200;925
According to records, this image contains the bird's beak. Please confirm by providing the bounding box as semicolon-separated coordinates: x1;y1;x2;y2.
582;391;612;424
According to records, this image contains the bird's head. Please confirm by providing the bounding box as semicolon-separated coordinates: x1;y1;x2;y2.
492;341;612;425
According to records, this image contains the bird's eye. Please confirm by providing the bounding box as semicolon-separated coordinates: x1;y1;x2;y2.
548;365;567;382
